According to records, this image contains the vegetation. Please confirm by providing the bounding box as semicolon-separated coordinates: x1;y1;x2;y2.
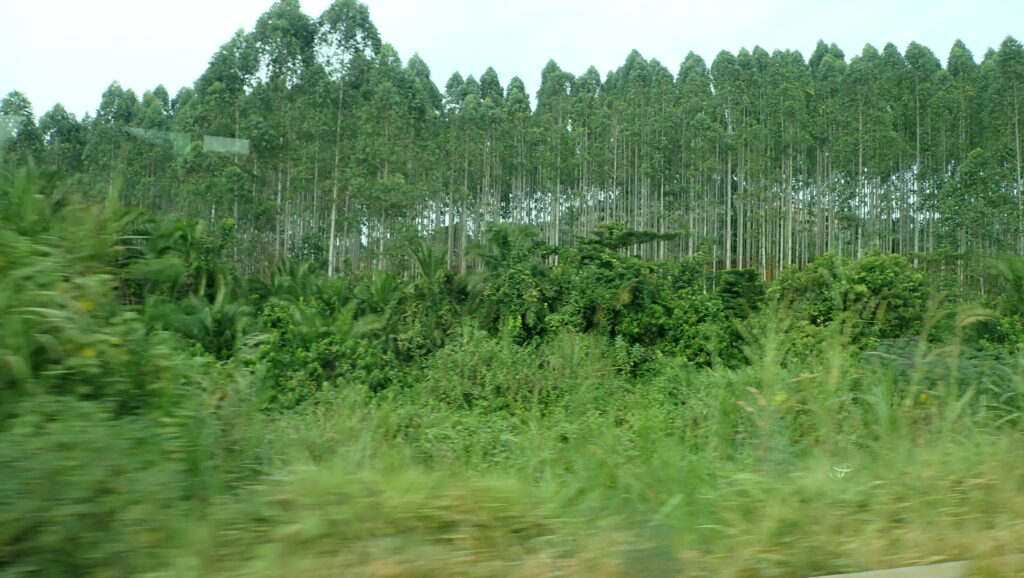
4;2;1024;289
3;1;1024;576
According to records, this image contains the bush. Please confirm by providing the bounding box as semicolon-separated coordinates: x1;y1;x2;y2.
0;397;189;577
772;250;928;345
420;328;621;413
0;165;189;416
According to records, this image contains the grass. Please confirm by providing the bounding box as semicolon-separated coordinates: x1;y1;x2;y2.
128;327;1024;577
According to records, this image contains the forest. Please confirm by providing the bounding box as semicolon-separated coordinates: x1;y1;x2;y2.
3;0;1024;576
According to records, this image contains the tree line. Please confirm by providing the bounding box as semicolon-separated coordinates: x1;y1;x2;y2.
2;0;1023;289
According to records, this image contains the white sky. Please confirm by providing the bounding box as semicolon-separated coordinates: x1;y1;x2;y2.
1;0;1019;120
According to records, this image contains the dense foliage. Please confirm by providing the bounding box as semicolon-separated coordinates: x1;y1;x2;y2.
3;1;1024;293
4;160;1024;576
4;2;1024;576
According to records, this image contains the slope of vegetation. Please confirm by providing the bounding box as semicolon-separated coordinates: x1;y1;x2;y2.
3;1;1024;576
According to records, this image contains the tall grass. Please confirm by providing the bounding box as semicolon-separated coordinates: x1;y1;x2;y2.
5;296;1023;575
140;318;1024;577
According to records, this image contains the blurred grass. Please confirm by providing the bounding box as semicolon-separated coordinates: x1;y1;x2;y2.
4;328;1024;576
137;329;1024;578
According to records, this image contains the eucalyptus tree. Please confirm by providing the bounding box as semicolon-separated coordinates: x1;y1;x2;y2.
443;74;490;271
643;58;676;259
0;91;43;167
569;66;603;236
37;104;85;175
940;147;1014;275
710;49;742;268
993;37;1024;251
946;40;980;163
675;52;719;258
439;72;467;268
732;46;770;270
534;60;575;248
314;0;381;276
846;44;896;255
503;76;533;225
180;31;259;235
604;51;658;239
405;54;444;175
171;87;196;116
976;48;1000;155
194;30;259;138
778;49;811;266
82;82;140;194
403;53;444;245
248;0;317;266
766;49;810;268
589;52;675;258
864;43;915;254
124;88;178;209
807;42;849;255
476;67;506;229
901;42;944;255
407;53;443;114
347;44;435;269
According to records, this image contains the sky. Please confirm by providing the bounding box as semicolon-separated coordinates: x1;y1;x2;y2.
1;0;1020;120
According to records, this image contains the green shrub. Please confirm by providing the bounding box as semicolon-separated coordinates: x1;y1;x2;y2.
420;328;621;413
0;165;189;416
0;397;189;577
772;250;928;346
255;297;391;408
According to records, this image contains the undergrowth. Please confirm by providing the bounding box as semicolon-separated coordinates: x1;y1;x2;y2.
3;165;1024;577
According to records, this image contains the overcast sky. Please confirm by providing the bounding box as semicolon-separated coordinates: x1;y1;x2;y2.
1;0;1020;120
